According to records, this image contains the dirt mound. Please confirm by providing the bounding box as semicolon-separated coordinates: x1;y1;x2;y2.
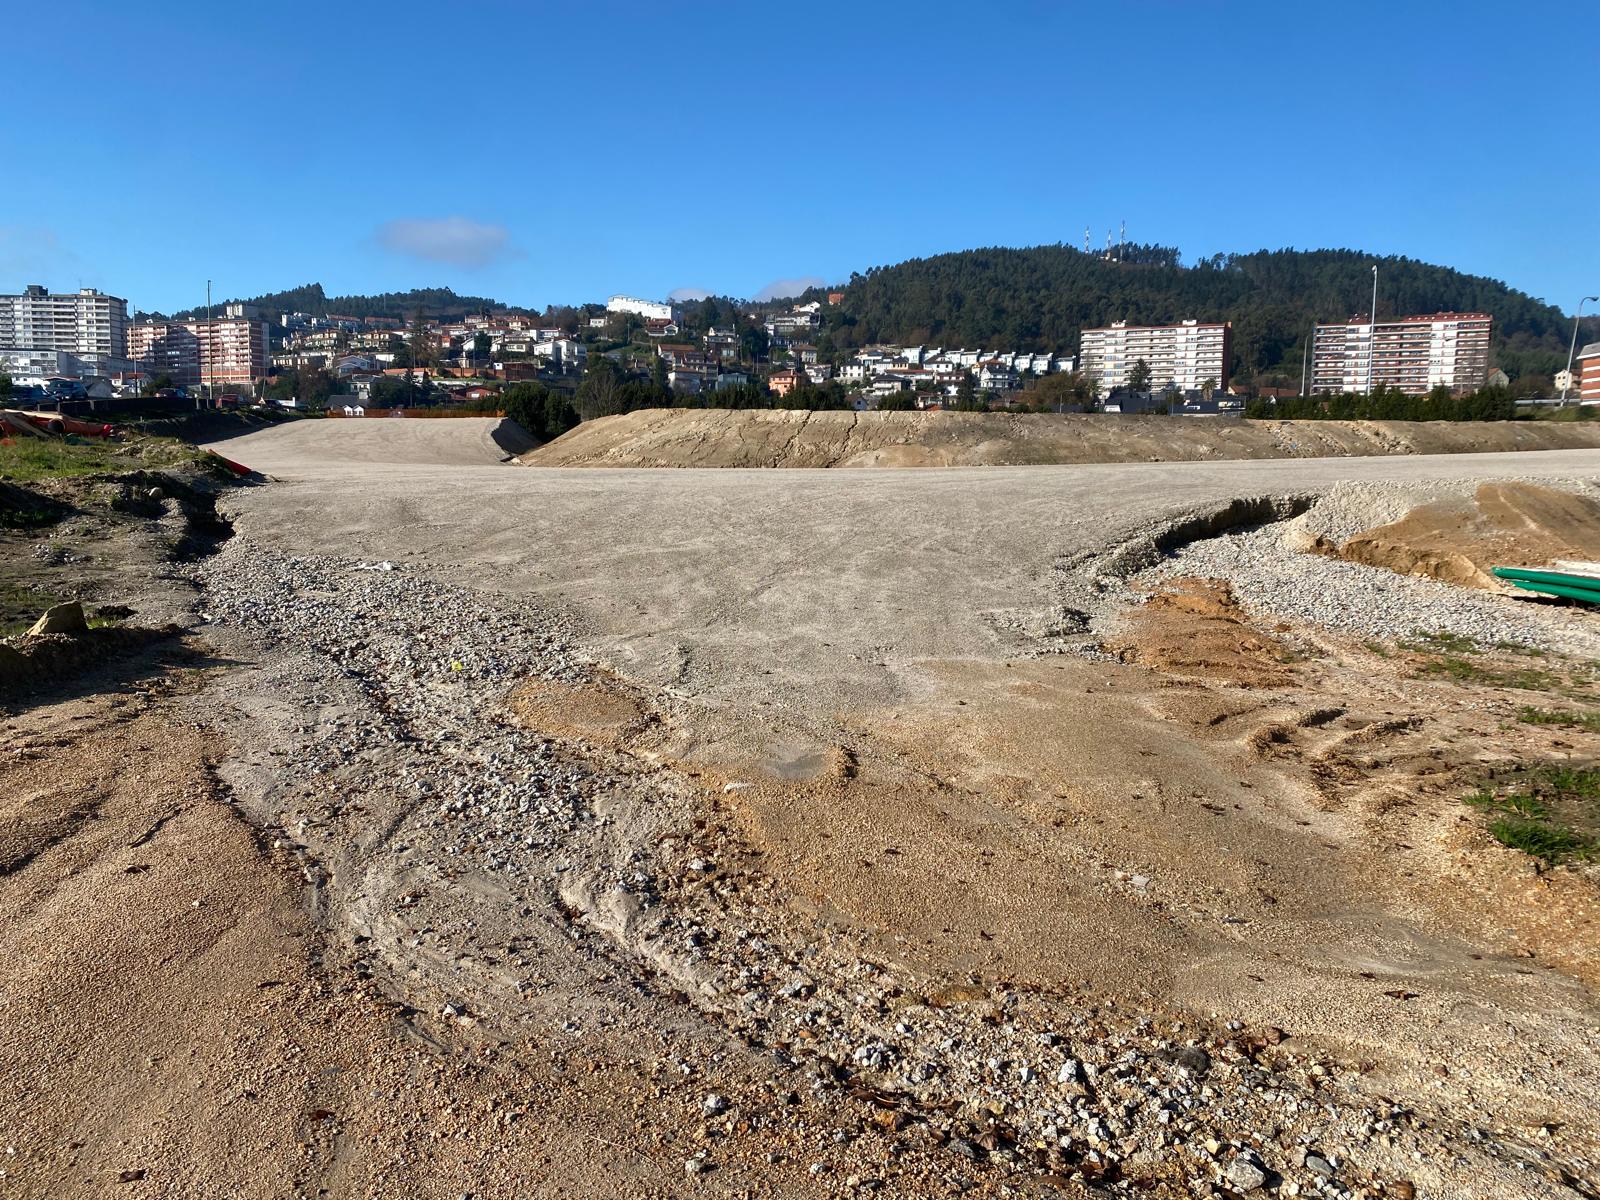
207;416;530;472
521;408;1600;469
1111;577;1299;687
1334;482;1600;589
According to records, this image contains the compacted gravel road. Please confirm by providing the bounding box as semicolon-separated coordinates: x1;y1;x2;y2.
172;417;1600;1198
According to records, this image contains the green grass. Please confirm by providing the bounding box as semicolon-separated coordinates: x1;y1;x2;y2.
1392;630;1590;696
1400;630;1480;655
1413;654;1561;692
1464;767;1600;863
1518;706;1600;733
0;435;208;483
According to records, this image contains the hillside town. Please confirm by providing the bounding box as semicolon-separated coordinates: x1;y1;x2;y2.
1;280;1591;417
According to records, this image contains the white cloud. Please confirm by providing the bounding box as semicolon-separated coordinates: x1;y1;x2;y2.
376;217;520;269
669;286;712;302
752;275;826;302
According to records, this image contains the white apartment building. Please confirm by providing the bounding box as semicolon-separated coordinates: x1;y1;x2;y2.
606;295;676;322
0;284;129;359
1311;312;1492;395
1079;320;1232;396
127;317;270;387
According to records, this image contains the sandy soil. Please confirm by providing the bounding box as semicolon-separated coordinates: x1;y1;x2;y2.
1330;482;1600;588
7;418;1600;1197
522;409;1600;469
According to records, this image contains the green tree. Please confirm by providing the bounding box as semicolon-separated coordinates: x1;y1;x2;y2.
650;354;670;398
1024;371;1097;411
739;325;769;363
1128;358;1153;392
408;309;435;368
575;356;625;421
877;394;916;411
388;335;413;369
473;331;491;357
954;369;982;411
0;373;11;401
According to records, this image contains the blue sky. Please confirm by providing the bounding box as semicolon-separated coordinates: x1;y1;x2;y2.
4;1;1596;315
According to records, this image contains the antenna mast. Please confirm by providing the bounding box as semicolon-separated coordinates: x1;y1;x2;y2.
1119;219;1126;262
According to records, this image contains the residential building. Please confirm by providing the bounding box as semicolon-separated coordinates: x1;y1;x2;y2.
0;284;128;360
765;305;822;344
975;361;1020;393
668;369;706;395
1578;342;1600;403
126;315;271;387
769;367;804;397
1311;312;1491;396
606;295;676;322
1079;320;1232;397
657;343;709;369
0;347;83;381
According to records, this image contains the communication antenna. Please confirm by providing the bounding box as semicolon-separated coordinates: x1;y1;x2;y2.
1084;226;1090;254
1105;228;1113;259
1119;219;1126;262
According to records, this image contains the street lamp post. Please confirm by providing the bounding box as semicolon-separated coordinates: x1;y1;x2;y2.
1562;295;1599;405
1367;265;1379;395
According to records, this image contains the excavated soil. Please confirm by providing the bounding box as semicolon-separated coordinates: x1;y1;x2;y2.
1333;481;1600;588
522;408;1600;469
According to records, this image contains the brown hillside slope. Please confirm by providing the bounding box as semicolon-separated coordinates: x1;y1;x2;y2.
521;408;1600;468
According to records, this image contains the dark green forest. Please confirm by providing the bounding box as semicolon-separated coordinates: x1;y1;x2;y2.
819;246;1585;383
152;283;518;324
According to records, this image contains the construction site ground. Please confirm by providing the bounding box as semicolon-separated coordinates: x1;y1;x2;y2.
5;416;1600;1200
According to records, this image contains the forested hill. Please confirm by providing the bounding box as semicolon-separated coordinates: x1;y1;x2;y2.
153;283;520;324
825;246;1576;381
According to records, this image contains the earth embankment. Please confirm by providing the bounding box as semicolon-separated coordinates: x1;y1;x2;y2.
521;408;1600;468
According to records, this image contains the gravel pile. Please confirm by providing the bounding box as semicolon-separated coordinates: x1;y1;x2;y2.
1142;523;1600;652
1290;476;1600;545
183;532;1593;1197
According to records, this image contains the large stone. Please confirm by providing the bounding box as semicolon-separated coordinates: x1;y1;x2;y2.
1226;1153;1269;1191
27;601;88;637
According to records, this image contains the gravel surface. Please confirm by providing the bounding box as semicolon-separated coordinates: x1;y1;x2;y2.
180;531;1597;1198
1127;479;1600;655
182;420;1600;1196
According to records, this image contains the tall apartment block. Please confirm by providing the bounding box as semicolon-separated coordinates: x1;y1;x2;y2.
128;308;270;388
0;284;129;370
1311;312;1491;395
1078;320;1232;396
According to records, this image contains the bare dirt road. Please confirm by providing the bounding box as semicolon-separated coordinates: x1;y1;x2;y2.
10;417;1600;1198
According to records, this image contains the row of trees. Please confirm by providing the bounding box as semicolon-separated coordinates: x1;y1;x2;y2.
1245;385;1517;422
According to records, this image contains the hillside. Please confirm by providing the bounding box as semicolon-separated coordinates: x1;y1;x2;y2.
823;245;1584;381
521;408;1600;469
152;283;524;325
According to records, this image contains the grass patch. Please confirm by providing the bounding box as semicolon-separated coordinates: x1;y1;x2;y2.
1518;706;1600;733
1393;629;1592;696
0;435;208;483
1400;630;1480;655
1413;654;1561;691
1464;767;1600;863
